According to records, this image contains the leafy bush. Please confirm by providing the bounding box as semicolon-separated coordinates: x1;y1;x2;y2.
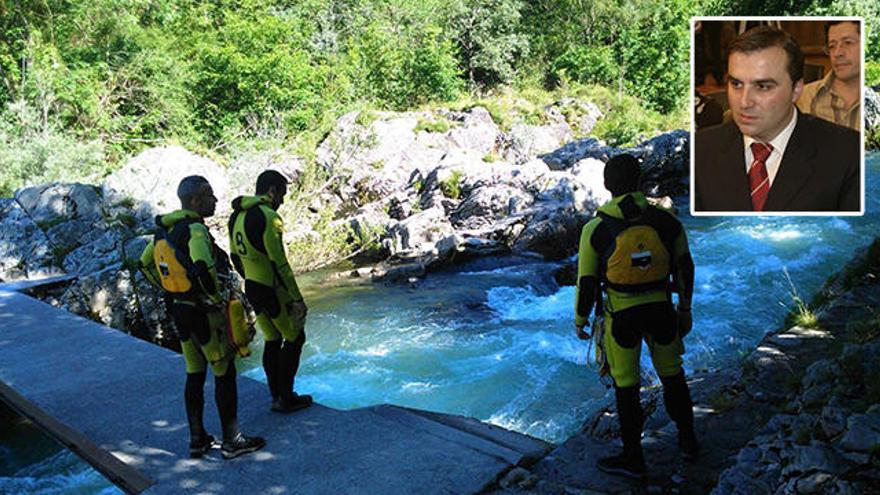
347;22;462;108
415;117;452;133
440;170;463;199
0;101;104;196
551;45;621;89
867;61;880;87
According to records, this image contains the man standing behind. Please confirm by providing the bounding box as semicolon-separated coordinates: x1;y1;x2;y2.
229;170;313;413
575;155;698;478
797;21;861;131
140;175;265;459
694;26;859;212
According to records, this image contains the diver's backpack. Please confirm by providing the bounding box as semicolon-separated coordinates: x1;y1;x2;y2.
153;221;197;295
595;206;677;293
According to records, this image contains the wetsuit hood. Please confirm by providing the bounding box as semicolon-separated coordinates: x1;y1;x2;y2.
231;195;272;211
597;192;648;221
155;209;202;229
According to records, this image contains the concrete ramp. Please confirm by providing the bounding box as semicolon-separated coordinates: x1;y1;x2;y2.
0;290;552;494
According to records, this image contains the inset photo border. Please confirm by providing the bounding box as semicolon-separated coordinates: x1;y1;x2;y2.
690;16;865;217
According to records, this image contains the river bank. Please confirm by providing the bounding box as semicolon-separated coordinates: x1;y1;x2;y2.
483;239;880;494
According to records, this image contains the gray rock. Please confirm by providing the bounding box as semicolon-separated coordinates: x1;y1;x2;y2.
795;472;833;495
502;122;573;165
103;146;230;217
802;359;840;389
347;202;393;244
0;199;59;280
539;138;615;171
15;183;104;225
553;98;603;135
866;87;880;148
59;263;136;332
451;185;534;229
498;467;532;489
227;149;305;197
838;410;880;453
781;444;844;477
444;107;500;156
387;207;455;256
820;406;849;439
511;204;590;260
629;130;689;196
62;228;129;275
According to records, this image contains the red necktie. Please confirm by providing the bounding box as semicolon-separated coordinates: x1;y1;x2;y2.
749;142;773;212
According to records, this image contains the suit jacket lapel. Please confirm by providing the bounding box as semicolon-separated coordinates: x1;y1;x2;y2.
717;122;753;211
764;115;816;211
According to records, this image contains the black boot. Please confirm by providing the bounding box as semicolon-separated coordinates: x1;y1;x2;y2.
598;385;646;479
185;372;215;458
263;339;282;403
660;370;700;460
272;334;312;413
215;362;265;459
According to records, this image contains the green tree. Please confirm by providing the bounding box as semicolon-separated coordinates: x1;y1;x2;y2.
447;0;530;87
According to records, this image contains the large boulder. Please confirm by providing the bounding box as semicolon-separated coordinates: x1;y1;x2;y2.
539;137;616;171
0;198;58;280
227;149;305;198
103;146;230;217
502;122;573;165
386;206;455;257
451;184;534;230
512;204;591;260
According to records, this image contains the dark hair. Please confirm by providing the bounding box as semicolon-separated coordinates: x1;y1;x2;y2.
177;175;211;204
825;20;860;41
255;169;288;195
728;26;804;84
604;154;641;196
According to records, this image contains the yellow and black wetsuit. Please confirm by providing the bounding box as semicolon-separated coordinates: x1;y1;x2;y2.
140;209;246;450
228;195;311;411
140;209;231;375
575;192;691;387
574;191;696;465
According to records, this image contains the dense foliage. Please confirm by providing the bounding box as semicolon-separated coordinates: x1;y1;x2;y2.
0;0;878;197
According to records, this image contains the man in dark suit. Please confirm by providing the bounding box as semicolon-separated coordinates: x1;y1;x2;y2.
694;25;860;213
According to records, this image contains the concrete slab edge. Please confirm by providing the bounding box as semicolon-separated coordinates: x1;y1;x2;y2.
368;404;524;466
0;378;153;494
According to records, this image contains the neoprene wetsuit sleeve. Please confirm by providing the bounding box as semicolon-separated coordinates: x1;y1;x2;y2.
138;240;162;287
187;223;222;304
575;220;600;327
264;210;303;300
672;228;695;309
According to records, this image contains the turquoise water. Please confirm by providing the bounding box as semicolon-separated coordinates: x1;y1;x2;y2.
245;153;880;444
0;401;120;495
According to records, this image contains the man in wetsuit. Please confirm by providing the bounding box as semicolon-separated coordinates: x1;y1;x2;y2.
575;154;698;478
140;175;265;459
229;170;313;413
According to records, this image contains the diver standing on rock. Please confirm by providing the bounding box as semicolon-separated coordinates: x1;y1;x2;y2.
574;154;699;478
140;175;266;459
229;170;313;413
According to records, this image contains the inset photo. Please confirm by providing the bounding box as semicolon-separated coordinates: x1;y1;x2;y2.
691;17;864;216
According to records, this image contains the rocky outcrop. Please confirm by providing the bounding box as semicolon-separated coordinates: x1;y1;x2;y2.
311;104;684;281
866;87;880;150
